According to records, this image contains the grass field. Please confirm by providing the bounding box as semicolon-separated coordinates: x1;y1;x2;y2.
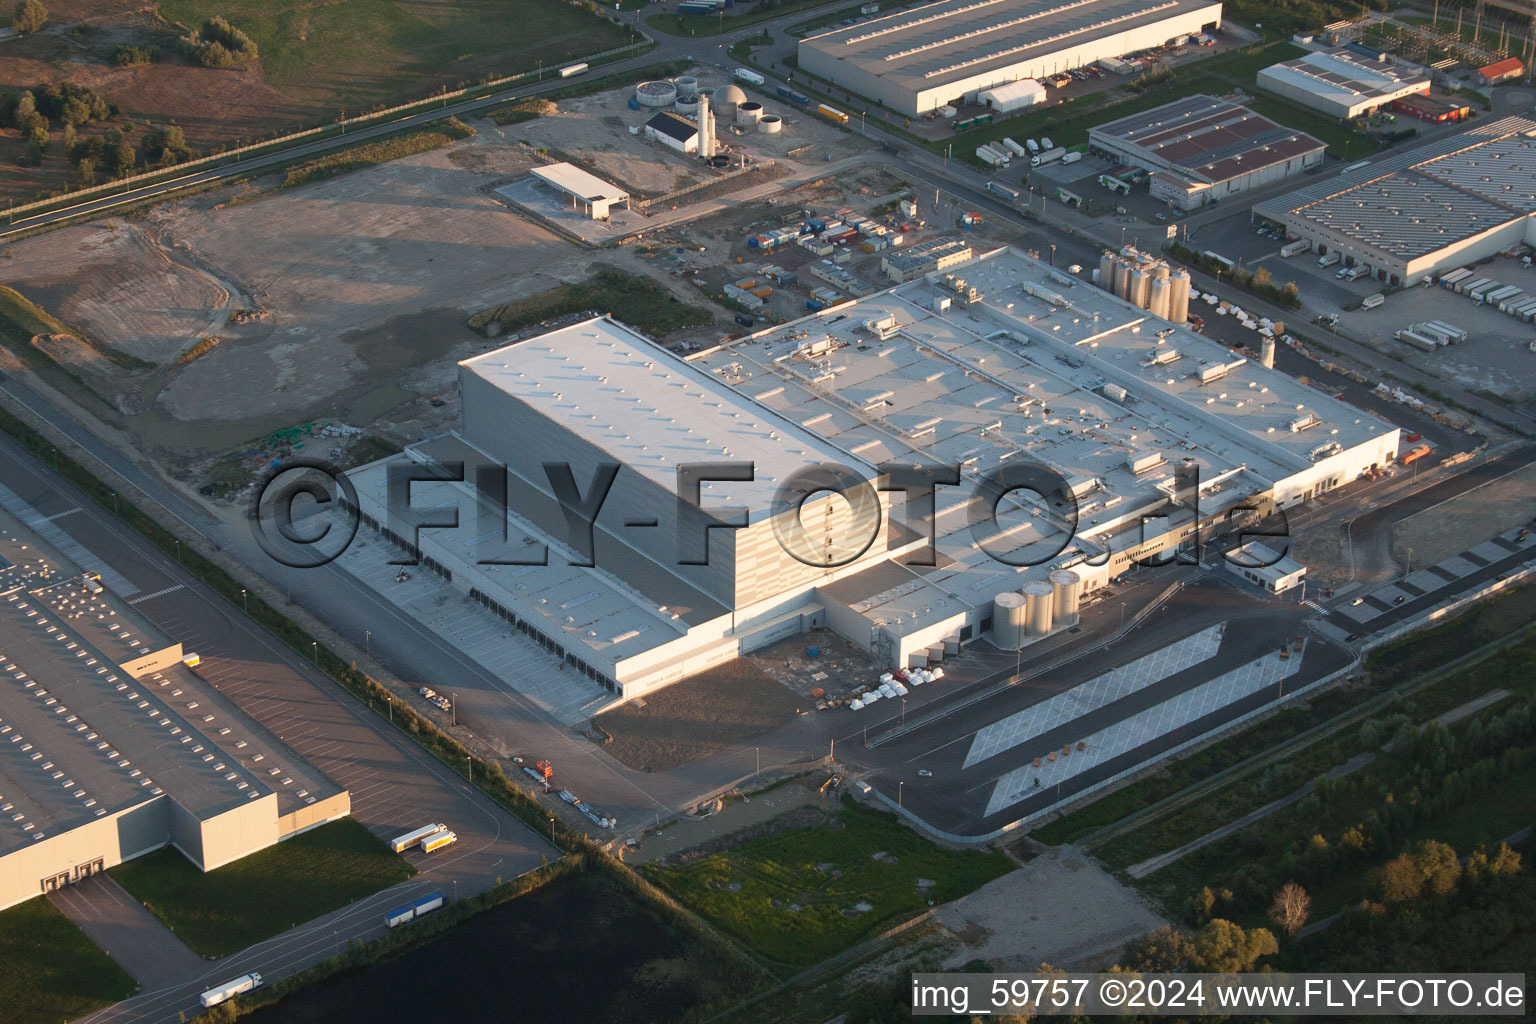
649;0;829;38
468;269;716;338
644;798;1011;966
158;0;632;114
0;897;137;1024
109;819;415;957
282;116;474;187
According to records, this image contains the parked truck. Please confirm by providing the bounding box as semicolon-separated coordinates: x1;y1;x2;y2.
1280;239;1310;257
1000;137;1027;158
775;85;810;105
734;68;765;86
986;180;1021;200
558;63;589;78
1061;151;1082;164
1031;146;1065;167
1317;252;1341;268
201;974;263;1009
390;823;447;854
816;103;850;125
1025;138;1040;154
421;829;458;853
976;145;1004;167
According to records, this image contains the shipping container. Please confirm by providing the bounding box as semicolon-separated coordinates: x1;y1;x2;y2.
1001;137;1027;158
1400;444;1432;465
385;905;415;928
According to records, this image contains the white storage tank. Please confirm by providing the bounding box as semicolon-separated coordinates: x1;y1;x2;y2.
713;83;747;117
1261;334;1276;368
1148;277;1171;320
1050;569;1081;627
674;75;701;101
1024;581;1055;637
758;114;783;133
736;101;764;125
1169;268;1192;324
1099;250;1117;291
636;80;678;107
1129;267;1151;310
992;592;1026;650
675;97;701;115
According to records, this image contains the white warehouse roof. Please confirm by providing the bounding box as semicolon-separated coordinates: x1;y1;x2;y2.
1257;49;1428;113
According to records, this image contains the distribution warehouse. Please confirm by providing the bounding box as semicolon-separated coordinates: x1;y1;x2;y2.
348;246;1398;702
0;510;348;912
1089;95;1326;209
1256;48;1429;119
796;0;1224;115
1255;115;1536;284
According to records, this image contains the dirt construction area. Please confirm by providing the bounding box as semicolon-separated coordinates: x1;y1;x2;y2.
594;658;805;773
0;113;735;472
1391;460;1536;569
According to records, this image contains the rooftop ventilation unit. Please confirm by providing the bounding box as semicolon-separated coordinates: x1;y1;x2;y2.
1288;412;1321;432
1142;348;1181;366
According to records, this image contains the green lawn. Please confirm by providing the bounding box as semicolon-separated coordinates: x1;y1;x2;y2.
282;116;474;187
649;0;831;38
109;819;415;957
468;269;716;338
159;0;631;114
644;798;1012;966
0;898;137;1024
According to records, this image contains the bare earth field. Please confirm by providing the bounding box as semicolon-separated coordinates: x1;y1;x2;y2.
1392;460;1536;568
596;658;805;773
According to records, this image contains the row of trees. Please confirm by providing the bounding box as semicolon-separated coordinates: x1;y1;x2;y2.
180;16;258;68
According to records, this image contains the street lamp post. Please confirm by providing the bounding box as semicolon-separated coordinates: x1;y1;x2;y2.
754;746;759;780
386;695;392;723
241;588;247;612
451;693;457;727
898;780;904;808
311;641;318;665
366;629;372;659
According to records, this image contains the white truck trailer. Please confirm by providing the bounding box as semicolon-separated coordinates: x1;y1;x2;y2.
391;823;447;854
201;973;263;1008
421;829;458;853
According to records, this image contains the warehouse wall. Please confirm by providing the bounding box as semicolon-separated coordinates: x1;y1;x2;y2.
196;793;280;873
0;798;166;913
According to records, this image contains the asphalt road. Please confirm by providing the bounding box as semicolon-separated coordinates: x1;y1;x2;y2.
0;432;557;1024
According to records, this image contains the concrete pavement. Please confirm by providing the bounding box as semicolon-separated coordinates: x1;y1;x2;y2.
50;875;205;992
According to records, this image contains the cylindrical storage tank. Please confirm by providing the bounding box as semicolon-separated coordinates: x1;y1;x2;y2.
1261;334;1276;368
1050;569;1081;628
1148;277;1171;320
674;96;701;115
1169;268;1192;324
1113;259;1133;300
1098;250;1117;290
1153;262;1171;282
636;80;677;107
757;114;783;133
1024;582;1055;637
736;101;763;125
674;75;700;101
1129;268;1151;310
991;592;1026;650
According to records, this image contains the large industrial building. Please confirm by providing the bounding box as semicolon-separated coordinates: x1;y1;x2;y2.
349;244;1398;700
0;510;348;912
1255;115;1536;285
1089;95;1327;210
1256;49;1429;119
796;0;1224;115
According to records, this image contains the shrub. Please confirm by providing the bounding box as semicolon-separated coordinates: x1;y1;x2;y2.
113;43;158;66
11;0;46;34
181;16;258;67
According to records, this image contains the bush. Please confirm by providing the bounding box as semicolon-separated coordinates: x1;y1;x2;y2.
181;16;258;67
142;124;196;166
11;0;46;33
112;43;158;66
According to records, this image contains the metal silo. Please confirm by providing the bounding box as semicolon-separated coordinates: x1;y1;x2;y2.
1099;250;1117;292
1129;267;1151;310
1148;277;1171;320
1050;569;1082;627
1169;268;1192;324
1261;334;1276;368
992;592;1026;650
1024;581;1055;637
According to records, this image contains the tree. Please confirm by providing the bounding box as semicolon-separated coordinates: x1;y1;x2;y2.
12;0;47;33
76;156;95;185
13;90;36;127
1122;926;1194;972
1251;265;1273;287
1191;919;1278;972
1268;882;1311;937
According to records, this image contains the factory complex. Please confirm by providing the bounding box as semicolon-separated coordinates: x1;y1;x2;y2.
1256;48;1429;119
0;511;349;912
1089;95;1326;210
348;246;1397;701
1255;116;1536;285
797;0;1223;115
